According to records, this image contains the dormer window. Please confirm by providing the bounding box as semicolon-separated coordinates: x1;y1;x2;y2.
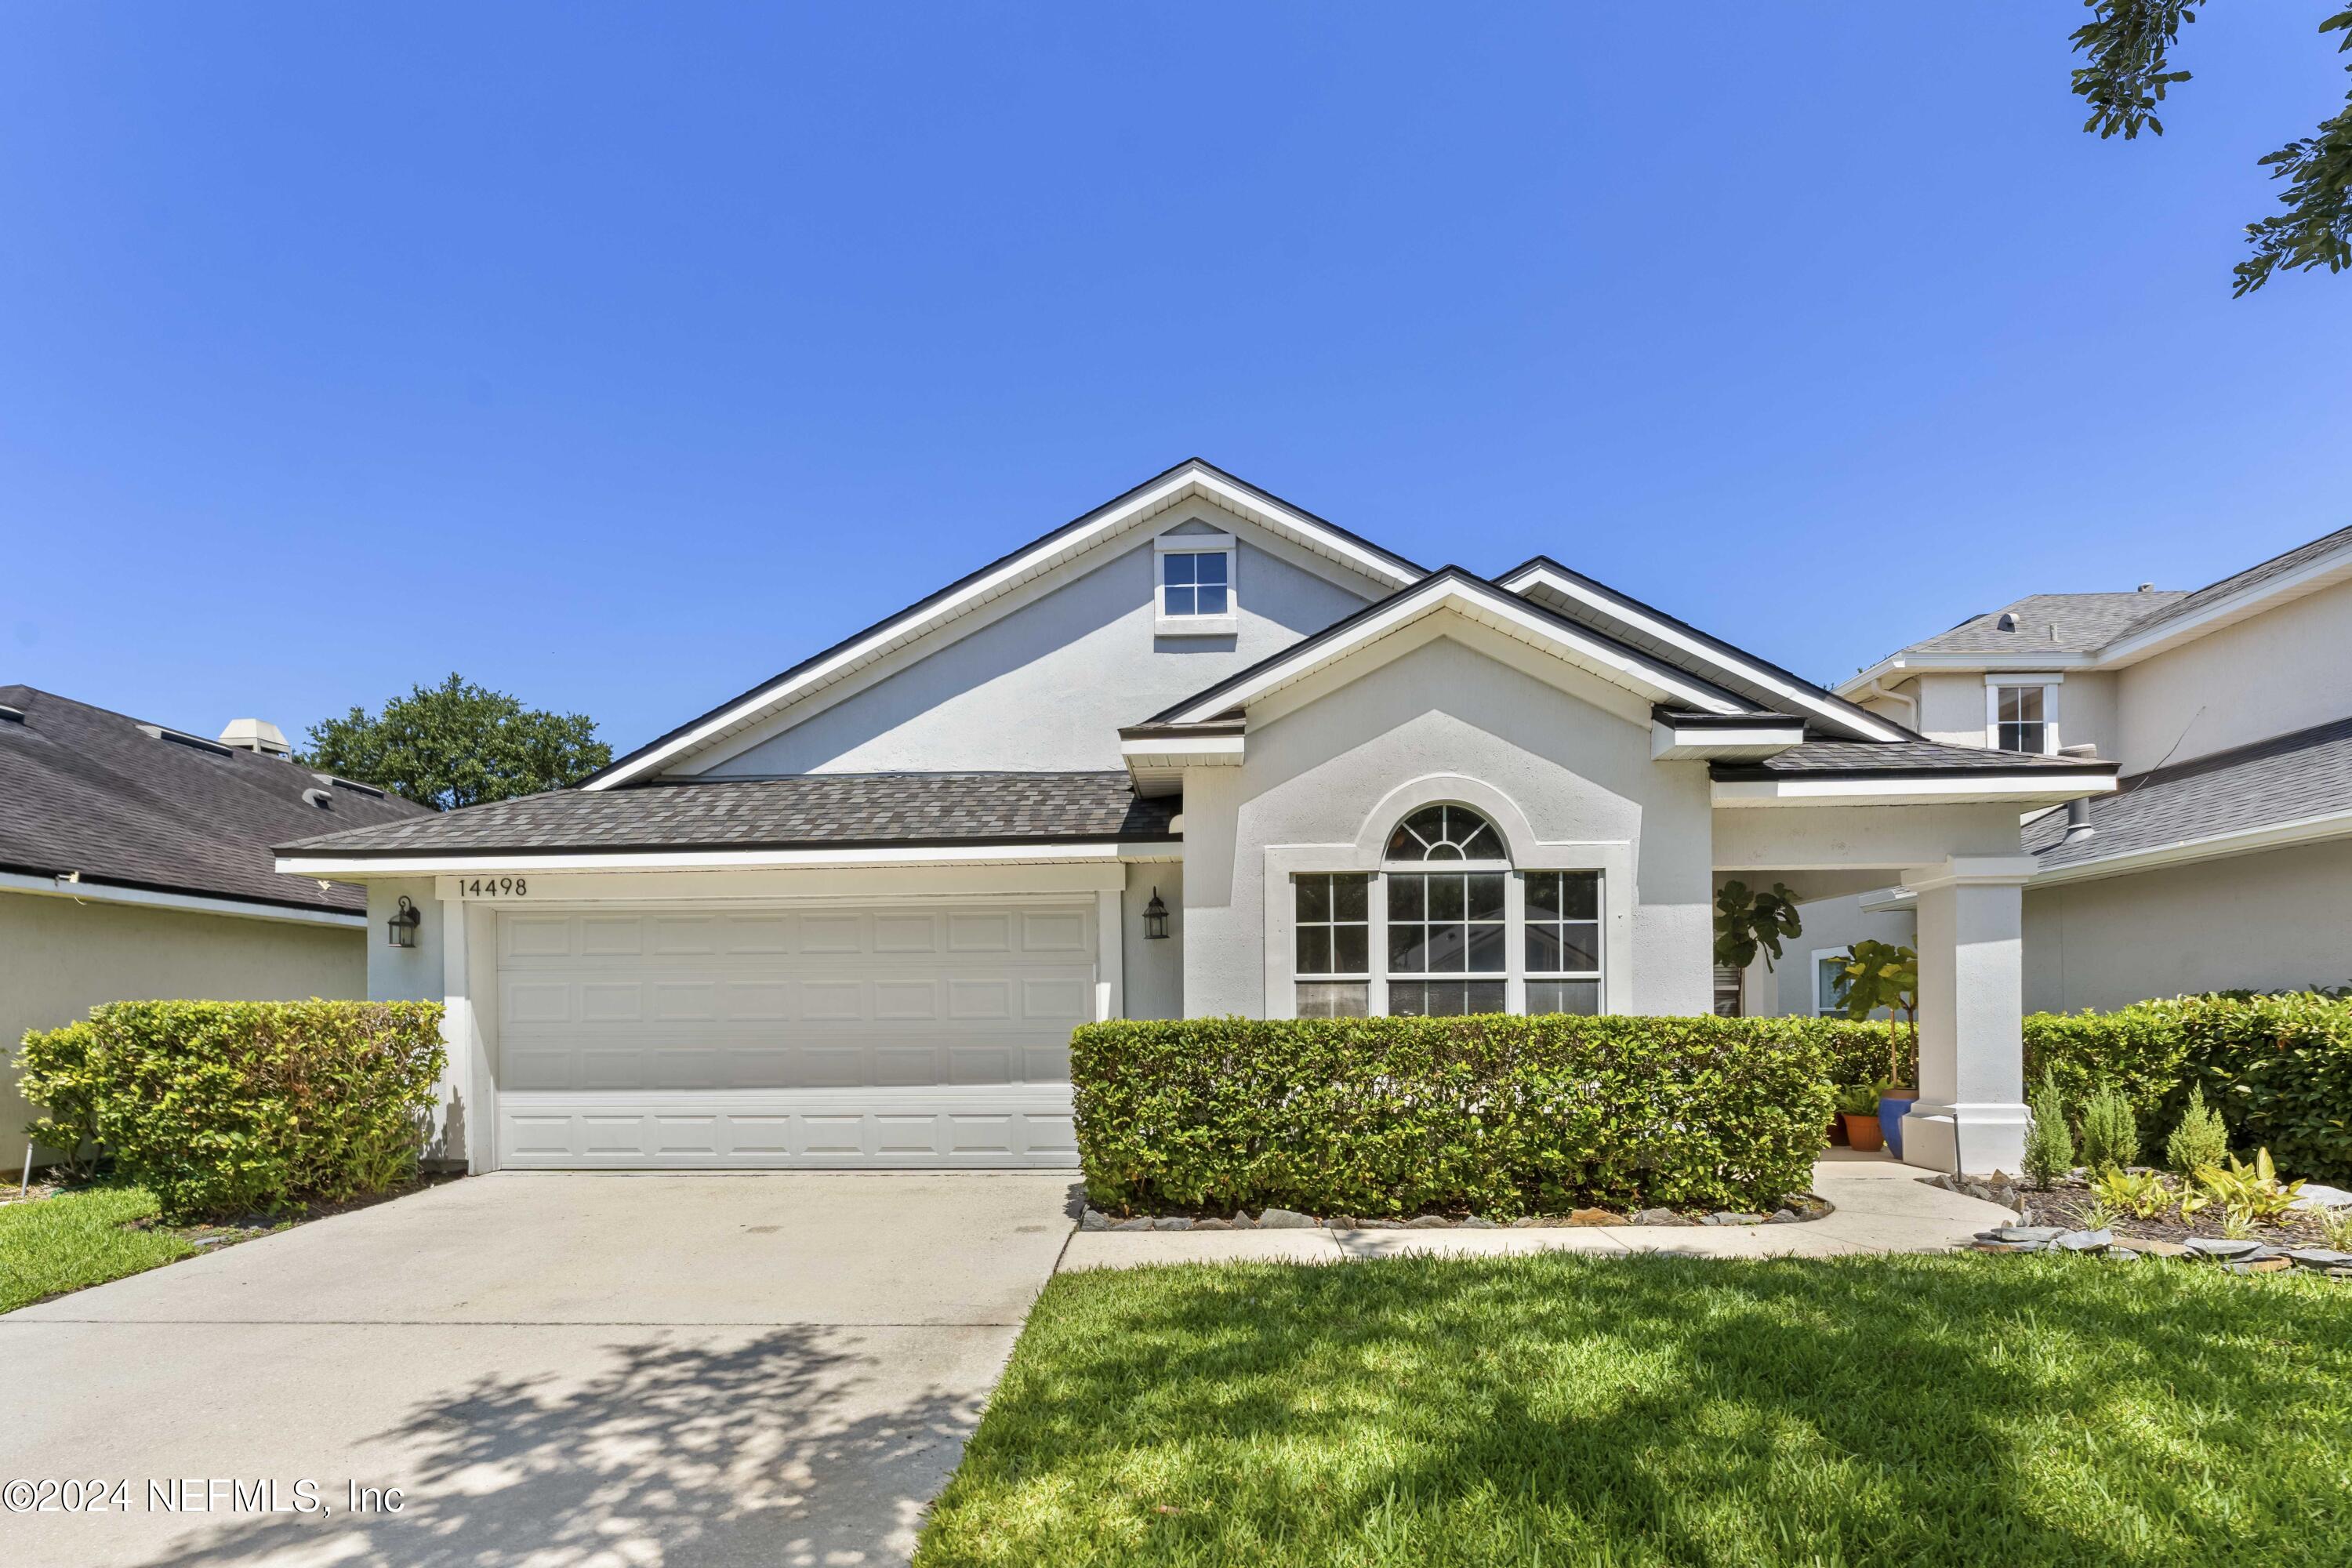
1987;677;2060;754
1154;530;1238;635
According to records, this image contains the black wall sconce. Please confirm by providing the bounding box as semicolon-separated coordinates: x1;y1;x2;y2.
387;895;423;949
1142;888;1170;940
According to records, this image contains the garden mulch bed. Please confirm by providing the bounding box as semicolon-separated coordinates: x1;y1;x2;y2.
2004;1174;2336;1249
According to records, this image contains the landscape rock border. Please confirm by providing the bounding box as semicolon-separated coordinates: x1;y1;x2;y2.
1079;1194;1834;1233
1969;1224;2352;1279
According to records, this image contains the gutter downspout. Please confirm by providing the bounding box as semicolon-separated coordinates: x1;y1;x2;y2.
1851;676;1918;731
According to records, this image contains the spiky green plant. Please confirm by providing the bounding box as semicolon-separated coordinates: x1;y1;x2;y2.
2078;1085;2140;1174
2165;1085;2230;1174
2023;1073;2077;1189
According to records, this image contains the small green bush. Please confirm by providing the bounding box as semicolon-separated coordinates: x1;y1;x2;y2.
1071;1014;1835;1218
2023;1073;2076;1189
2077;1084;2140;1174
16;1000;446;1222
2165;1085;2230;1174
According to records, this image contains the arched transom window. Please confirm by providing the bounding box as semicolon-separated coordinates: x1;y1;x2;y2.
1294;802;1602;1021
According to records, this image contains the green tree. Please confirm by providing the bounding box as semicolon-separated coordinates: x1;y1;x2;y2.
1838;940;1920;1090
2070;2;2352;294
302;674;612;811
1712;881;1803;971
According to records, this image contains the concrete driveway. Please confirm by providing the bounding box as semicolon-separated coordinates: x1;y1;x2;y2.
0;1171;1079;1568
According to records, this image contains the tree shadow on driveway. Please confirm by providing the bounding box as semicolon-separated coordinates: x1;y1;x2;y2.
145;1326;988;1567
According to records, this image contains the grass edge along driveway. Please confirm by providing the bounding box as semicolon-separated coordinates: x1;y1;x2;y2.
915;1250;2351;1567
0;1185;194;1313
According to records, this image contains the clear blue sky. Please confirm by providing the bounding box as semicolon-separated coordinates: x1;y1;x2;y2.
6;5;2349;755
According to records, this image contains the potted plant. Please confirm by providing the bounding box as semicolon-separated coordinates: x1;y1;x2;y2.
1837;940;1919;1159
1835;1080;1887;1152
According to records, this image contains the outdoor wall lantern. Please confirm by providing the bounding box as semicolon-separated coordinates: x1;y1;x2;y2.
387;895;423;949
1142;888;1170;940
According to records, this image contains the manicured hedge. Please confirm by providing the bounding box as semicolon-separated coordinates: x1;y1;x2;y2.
1071;1014;1835;1219
16;1000;447;1221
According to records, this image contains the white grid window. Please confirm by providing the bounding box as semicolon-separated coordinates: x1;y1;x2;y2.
1524;870;1602;1016
1161;550;1229;619
1294;873;1370;1018
1991;684;2053;753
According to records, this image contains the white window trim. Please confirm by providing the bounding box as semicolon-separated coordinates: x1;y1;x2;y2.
1810;946;1849;1019
1153;531;1239;636
1984;676;2060;756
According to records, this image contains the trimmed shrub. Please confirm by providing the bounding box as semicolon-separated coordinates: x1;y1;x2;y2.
1070;1014;1835;1218
2022;1073;2075;1189
2165;1085;2230;1174
16;1000;446;1221
2076;1084;2140;1174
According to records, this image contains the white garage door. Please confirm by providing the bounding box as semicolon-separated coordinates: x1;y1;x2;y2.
491;902;1094;1167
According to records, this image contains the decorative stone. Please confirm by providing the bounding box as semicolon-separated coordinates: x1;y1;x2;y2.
1151;1217;1189;1231
1111;1218;1153;1232
2054;1229;2113;1252
2286;1248;2352;1271
1700;1212;1767;1226
2227;1258;2292;1275
2136;1240;2189;1258
1768;1208;1799;1224
2107;1248;2142;1262
1256;1207;1316;1229
2288;1182;2352;1212
1080;1209;1111;1232
1459;1216;1498;1229
1994;1226;2065;1244
1192;1217;1232;1231
1404;1214;1454;1229
1229;1210;1256;1229
1508;1216;1549;1228
1568;1207;1624;1226
1973;1240;2039;1253
1353;1219;1402;1229
1632;1207;1693;1226
2184;1237;2261;1259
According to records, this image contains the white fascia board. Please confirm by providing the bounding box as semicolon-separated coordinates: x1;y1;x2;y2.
1833;651;2095;699
1119;735;1245;765
1168;578;1749;725
2029;806;2352;887
0;869;367;929
1503;564;1907;742
276;841;1177;877
1856;885;1916;914
2094;547;2352;669
1650;719;1806;760
588;465;1421;791
1711;772;2118;808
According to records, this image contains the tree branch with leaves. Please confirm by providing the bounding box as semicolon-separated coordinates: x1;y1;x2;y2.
303;674;612;811
2070;2;2352;293
1713;880;1804;972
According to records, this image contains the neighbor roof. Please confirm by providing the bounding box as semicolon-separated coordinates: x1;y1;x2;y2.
1875;591;2187;659
281;771;1180;858
0;686;427;913
2024;714;2352;873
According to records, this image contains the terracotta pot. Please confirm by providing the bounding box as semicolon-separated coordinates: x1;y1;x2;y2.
1827;1113;1849;1147
1841;1112;1884;1152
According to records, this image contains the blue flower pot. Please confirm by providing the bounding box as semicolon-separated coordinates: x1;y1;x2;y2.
1878;1091;1918;1161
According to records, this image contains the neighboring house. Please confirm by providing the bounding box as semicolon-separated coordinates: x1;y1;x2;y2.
278;460;2114;1175
1763;524;2352;1021
1;688;429;1160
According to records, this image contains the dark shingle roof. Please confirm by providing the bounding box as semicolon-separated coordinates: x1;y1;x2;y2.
0;686;429;912
1712;739;2114;779
1896;592;2188;657
2099;523;2352;646
2025;716;2352;872
282;772;1179;857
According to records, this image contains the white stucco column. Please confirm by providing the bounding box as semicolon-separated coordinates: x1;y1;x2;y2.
438;896;497;1174
1897;856;2037;1176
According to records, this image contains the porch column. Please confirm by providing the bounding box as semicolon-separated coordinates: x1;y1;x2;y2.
1897;856;2037;1175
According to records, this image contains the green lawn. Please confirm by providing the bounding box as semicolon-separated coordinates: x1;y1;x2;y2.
916;1252;2352;1566
0;1185;195;1312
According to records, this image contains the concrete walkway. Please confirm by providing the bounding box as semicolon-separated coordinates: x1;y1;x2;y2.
1060;1153;2011;1270
0;1171;1078;1568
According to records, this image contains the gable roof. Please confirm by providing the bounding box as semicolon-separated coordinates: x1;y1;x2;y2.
281;772;1178;861
1496;557;1907;742
582;459;1428;791
0;686;428;913
1140;567;1762;728
1842;520;2352;686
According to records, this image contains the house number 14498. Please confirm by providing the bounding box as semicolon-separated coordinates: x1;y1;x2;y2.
458;877;528;897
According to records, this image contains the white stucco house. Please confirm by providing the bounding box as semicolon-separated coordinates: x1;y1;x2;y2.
1763;522;2352;1021
278;460;2114;1177
2;688;427;1160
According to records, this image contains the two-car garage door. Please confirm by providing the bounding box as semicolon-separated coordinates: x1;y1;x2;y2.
491;902;1094;1167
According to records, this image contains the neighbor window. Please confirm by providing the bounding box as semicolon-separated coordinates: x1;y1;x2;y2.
1160;550;1229;618
1524;870;1602;1016
1815;953;1851;1018
1293;873;1370;1018
1991;684;2053;753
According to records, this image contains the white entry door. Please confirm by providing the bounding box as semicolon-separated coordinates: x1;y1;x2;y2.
490;902;1094;1167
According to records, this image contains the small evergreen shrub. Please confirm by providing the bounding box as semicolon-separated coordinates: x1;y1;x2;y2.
16;1000;446;1221
1071;1014;1835;1218
2165;1085;2230;1174
2076;1085;2140;1174
2022;1073;2076;1189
